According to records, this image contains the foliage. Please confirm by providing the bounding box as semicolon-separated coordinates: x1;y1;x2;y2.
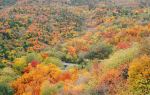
140;37;150;55
1;0;16;6
116;42;130;49
12;64;62;95
40;81;63;95
13;57;27;73
85;42;113;60
103;43;140;71
70;0;100;10
0;67;17;83
46;49;66;59
43;57;63;67
0;82;14;95
26;53;43;63
0;67;17;95
52;9;85;32
128;55;150;95
0;0;150;95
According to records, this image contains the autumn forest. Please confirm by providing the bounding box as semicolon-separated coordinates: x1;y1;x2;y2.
0;0;150;95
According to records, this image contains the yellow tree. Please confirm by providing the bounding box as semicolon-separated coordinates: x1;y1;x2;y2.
128;55;150;94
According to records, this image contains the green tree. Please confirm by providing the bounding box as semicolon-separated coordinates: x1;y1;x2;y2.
0;82;14;95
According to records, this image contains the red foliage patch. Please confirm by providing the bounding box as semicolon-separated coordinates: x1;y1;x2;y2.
97;64;128;94
116;42;130;49
31;60;40;67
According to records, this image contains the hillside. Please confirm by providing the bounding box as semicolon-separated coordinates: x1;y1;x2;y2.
0;0;150;95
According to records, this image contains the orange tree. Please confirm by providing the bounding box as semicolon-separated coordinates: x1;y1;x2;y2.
11;63;79;95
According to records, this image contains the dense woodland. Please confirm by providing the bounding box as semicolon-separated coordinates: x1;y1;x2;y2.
0;0;150;95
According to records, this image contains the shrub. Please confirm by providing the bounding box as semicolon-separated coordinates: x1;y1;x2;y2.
40;81;63;95
103;43;140;71
31;60;40;67
13;57;27;73
116;42;130;49
63;53;78;63
53;9;84;32
85;42;113;60
0;67;16;95
2;0;16;6
43;57;63;67
0;63;6;69
0;67;17;83
12;64;62;95
26;53;43;63
96;64;129;95
47;50;65;59
140;37;150;55
98;69;120;95
0;82;14;95
128;55;150;95
1;67;16;77
70;0;98;10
